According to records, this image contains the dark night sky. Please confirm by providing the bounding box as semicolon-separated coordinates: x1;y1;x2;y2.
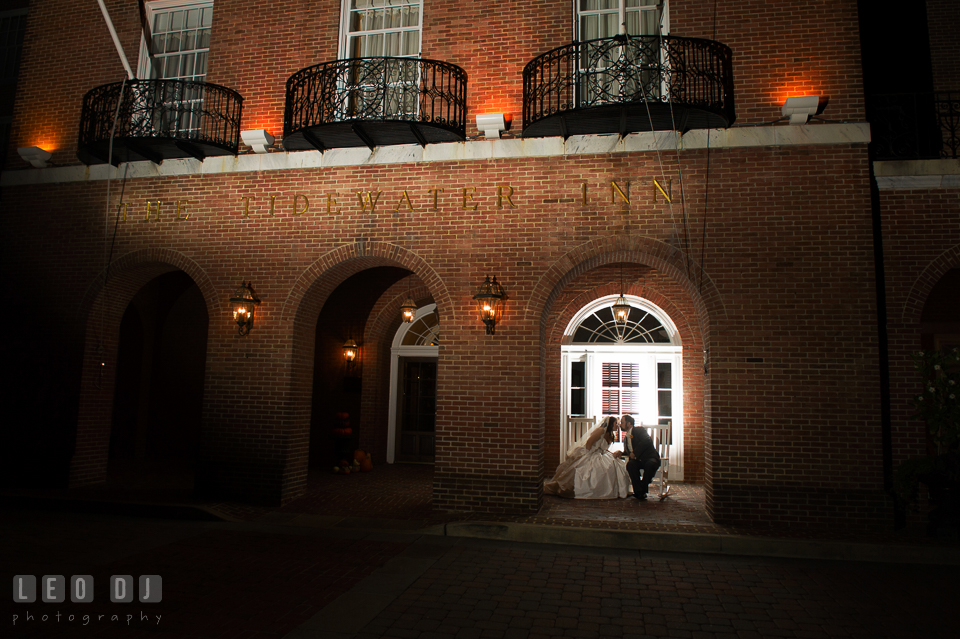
858;0;934;96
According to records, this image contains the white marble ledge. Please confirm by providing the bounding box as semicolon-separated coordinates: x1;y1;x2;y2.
873;159;960;190
1;123;871;187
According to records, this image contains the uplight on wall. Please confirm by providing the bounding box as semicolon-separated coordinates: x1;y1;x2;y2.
230;281;261;336
781;96;820;125
476;113;507;139
18;146;52;168
240;129;275;153
473;275;506;335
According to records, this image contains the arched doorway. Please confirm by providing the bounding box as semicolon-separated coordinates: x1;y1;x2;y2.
108;270;208;489
387;303;439;463
920;267;960;351
560;294;684;478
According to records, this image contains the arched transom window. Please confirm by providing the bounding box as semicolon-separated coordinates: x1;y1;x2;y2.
572;305;672;344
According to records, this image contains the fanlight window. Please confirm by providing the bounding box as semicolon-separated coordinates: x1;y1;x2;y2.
572;305;671;344
400;310;439;346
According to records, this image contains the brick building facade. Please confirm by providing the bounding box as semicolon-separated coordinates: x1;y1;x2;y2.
1;0;957;529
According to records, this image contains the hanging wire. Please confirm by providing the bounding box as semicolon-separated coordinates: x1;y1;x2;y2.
699;0;719;295
96;76;129;390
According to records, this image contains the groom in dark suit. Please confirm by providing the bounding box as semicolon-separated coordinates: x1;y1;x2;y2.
619;415;661;500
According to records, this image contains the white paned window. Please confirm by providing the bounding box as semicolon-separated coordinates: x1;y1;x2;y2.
139;1;212;81
339;0;423;119
341;0;422;59
574;0;667;105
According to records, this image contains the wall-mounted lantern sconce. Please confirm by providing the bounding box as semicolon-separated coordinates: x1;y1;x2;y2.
781;96;820;125
400;296;417;323
240;129;275;153
473;275;505;334
476;113;507;139
18;146;52;168
230;281;261;336
343;338;360;371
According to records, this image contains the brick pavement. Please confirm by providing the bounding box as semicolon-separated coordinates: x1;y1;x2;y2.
340;538;956;639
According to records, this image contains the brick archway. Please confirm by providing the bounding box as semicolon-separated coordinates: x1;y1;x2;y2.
278;242;448;501
71;249;216;488
530;235;722;513
900;243;960;324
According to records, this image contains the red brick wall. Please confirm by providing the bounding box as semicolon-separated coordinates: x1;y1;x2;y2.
926;0;960;91
7;0;867;166
880;188;960;465
2;142;884;524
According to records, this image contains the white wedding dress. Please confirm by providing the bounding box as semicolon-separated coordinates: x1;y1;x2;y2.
544;431;630;499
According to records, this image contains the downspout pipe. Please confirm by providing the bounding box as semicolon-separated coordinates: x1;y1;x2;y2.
867;156;895;518
96;0;135;80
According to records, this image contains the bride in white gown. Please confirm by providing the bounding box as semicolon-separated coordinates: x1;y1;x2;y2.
544;416;631;499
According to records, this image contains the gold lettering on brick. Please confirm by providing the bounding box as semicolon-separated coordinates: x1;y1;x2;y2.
497;185;517;209
581;182;588;205
653;178;672;203
119;202;128;222
144;200;160;222
269;195;277;217
241;196;254;218
394;190;416;212
428;188;443;211
176;200;189;221
293;194;308;216
327;193;341;215
611;180;630;204
357;190;383;212
461;187;478;210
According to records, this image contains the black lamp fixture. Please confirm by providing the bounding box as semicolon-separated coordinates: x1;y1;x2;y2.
230;281;261;336
400;275;417;323
473;275;506;335
343;338;359;369
612;262;631;325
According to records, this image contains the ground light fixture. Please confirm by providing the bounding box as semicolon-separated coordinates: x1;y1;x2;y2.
240;129;275;153
230;281;260;336
781;96;820;125
475;113;507;139
473;275;505;334
18;146;51;168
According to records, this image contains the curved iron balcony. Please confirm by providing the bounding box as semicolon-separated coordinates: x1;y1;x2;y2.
867;92;960;160
77;79;243;165
284;57;467;151
523;34;735;138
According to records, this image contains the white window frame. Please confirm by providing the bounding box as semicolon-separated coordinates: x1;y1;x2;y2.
573;0;668;41
387;303;439;463
338;0;424;60
136;0;213;80
560;295;683;478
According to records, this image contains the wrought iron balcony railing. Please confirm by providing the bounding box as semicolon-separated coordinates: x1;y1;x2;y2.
523;34;735;138
77;79;244;165
867;92;960;161
283;56;467;151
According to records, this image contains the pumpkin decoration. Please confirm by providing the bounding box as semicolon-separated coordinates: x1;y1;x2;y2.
360;457;373;472
353;449;367;462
